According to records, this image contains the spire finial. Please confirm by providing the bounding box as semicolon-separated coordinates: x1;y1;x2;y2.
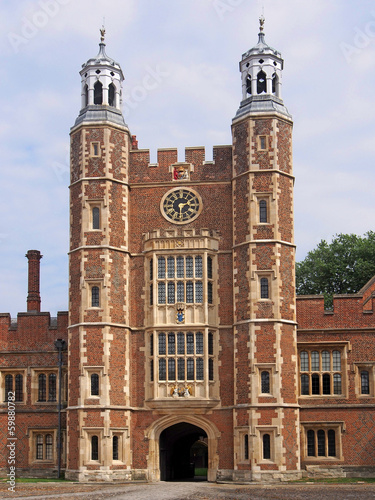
100;23;106;43
259;14;265;32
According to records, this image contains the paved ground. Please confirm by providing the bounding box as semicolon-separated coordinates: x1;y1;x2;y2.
2;481;375;500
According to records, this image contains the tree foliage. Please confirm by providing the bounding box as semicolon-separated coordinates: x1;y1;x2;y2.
296;232;375;303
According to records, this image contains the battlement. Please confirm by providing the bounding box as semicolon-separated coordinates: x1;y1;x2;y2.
0;311;68;350
129;145;232;184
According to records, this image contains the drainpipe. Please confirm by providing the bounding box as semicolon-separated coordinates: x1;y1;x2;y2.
54;338;66;479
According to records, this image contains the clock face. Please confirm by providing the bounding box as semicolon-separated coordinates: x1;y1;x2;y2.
161;188;202;224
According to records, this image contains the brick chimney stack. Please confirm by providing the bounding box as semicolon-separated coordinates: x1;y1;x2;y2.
26;250;42;312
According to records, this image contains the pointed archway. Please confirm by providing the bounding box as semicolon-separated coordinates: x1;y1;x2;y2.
160;422;208;481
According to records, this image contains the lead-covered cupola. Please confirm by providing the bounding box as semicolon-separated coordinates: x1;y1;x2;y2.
74;27;126;127
235;16;291;119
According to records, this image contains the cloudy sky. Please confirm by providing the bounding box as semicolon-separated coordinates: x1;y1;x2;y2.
1;0;375;316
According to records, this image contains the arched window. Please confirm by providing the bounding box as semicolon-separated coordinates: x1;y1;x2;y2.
15;374;23;402
257;70;267;94
361;370;370;394
261;371;270;393
91;435;99;461
48;373;56;401
38;373;46;401
36;434;44;460
94;81;103;105
246;75;252;95
301;374;309;395
259;200;267;223
5;374;13;401
328;429;336;456
91;373;99;396
272;73;278;94
311;373;320;395
84;84;89;107
260;277;269;299
322;373;331;395
307;429;315;456
263;434;271;459
92;207;100;229
317;429;325;456
91;286;100;307
45;434;53;460
113;435;119;460
108;83;115;106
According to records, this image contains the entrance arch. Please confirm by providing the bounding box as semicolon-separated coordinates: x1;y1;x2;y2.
145;415;220;482
160;422;207;480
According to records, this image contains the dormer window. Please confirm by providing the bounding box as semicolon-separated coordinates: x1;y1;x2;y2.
108;83;115;107
257;71;267;94
94;81;103;105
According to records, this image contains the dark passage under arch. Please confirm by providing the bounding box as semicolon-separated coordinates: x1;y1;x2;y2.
160;422;208;481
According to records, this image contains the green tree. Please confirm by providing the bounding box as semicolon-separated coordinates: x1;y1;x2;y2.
296;232;375;306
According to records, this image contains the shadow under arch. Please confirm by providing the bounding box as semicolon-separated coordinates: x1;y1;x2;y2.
145;414;220;482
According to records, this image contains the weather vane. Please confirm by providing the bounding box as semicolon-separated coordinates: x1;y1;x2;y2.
259;14;265;32
100;19;105;43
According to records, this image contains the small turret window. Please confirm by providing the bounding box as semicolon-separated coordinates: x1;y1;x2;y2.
84;84;88;107
246;75;252;96
272;73;279;95
94;81;103;105
109;83;115;107
257;70;267;94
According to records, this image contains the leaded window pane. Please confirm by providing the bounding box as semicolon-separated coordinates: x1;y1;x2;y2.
361;370;370;395
48;373;57;401
177;281;184;302
36;434;44;460
307;430;315;456
168;358;176;381
167;282;175;304
158;257;165;279
150;334;153;356
301;374;309;395
158;333;166;355
178;358;185;380
244;434;249;460
333;351;341;371
38;374;46;402
150;284;153;305
177;333;185;354
45;434;53;460
186;281;194;303
91;286;100;307
91;435;99;461
209;358;214;381
259;200;267;223
261;371;270;393
260;277;269;299
176;257;184;278
333;373;341;395
91;373;99;396
195;281;203;303
208;333;214;355
113;436;119;460
196;358;204;380
159;359;166;381
300;351;308;371
196;333;203;354
150;259;153;280
150;360;154;382
186;257;193;277
168;333;175;355
311;374;319;395
208;282;213;304
328;430;336;456
5;375;13;401
322;351;330;371
187;333;194;354
92;207;100;229
167;257;175;278
207;257;213;279
311;351;319;371
158;282;166;304
322;373;331;395
317;430;325;456
195;256;203;277
187;358;194;380
263;434;271;459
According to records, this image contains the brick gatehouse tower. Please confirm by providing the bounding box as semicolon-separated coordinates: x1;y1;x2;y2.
65;18;299;482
